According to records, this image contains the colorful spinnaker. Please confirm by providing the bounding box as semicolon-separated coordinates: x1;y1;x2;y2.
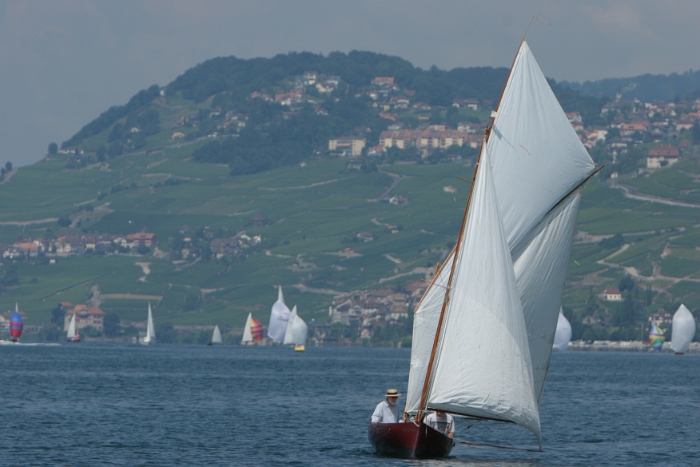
10;303;23;341
251;318;264;341
649;324;665;350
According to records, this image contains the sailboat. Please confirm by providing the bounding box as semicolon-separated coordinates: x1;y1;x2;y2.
649;323;665;350
66;312;81;343
10;303;23;343
267;286;291;344
369;40;598;458
671;304;695;354
241;312;264;345
552;308;572;351
208;325;222;345
283;305;308;351
141;302;156;345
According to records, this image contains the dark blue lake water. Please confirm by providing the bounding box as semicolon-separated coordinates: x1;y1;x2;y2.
1;344;698;466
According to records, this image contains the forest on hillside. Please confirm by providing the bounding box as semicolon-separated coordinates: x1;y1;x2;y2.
62;50;607;176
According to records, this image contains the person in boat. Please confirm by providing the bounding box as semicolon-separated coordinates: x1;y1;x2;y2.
370;389;403;424
424;410;454;438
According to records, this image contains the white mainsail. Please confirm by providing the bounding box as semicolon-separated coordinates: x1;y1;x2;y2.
553;309;573;352
267;286;291;343
404;40;595;445
211;325;222;344
241;312;254;344
66;313;77;340
671;304;696;353
283;305;308;345
144;302;156;344
425;150;541;440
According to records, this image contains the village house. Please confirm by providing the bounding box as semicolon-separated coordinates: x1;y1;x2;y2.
126;233;157;248
646;144;679;169
64;304;105;332
328;136;366;156
598;288;623;301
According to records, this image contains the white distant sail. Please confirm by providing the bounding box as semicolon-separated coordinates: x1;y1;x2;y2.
553;309;572;352
211;325;222;344
241;313;253;344
267;286;291;343
671;304;696;353
283;306;308;345
66;313;77;340
143;302;156;344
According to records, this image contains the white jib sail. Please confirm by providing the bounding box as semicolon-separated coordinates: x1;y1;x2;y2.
487;41;595;255
405;250;454;415
512;189;583;404
67;313;77;339
671;304;696;353
145;303;156;343
241;313;253;343
426;151;541;441
553;309;572;352
283;306;308;345
268;286;291;343
211;325;222;344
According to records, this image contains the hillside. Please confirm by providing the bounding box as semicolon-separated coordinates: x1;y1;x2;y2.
562;69;700;102
1;50;699;343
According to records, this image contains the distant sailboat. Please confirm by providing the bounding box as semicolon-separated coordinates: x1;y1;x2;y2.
671;304;695;355
267;286;291;343
241;313;264;345
10;303;23;343
649;324;665;350
66;312;81;343
283;305;308;351
142;303;156;345
553;309;572;351
208;325;222;345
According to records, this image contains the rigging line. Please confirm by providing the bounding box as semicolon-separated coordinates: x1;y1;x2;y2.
523;15;554;41
460;440;542;453
543;165;604;219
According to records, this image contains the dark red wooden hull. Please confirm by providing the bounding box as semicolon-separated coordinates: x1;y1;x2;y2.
368;421;454;459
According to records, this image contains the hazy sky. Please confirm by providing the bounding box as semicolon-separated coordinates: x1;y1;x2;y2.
2;0;700;167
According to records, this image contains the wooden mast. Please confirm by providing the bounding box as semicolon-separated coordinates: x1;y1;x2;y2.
416;39;526;421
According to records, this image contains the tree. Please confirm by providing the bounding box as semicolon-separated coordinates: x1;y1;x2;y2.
103;313;121;338
5;162;12;172
693;121;700;145
48;142;58;155
618;276;635;293
50;305;65;327
57;217;71;227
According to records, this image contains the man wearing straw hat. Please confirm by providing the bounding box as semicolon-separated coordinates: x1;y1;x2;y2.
370;388;403;424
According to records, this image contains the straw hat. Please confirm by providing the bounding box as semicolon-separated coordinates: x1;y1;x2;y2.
385;388;401;397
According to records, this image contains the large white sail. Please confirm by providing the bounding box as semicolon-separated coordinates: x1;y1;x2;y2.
267;286;291;343
512;189;583;403
241;313;253;344
671;304;696;353
487;41;595;254
283;306;308;345
553;309;572;352
144;303;156;344
211;325;222;344
66;313;77;339
426;151;541;440
405;251;454;415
